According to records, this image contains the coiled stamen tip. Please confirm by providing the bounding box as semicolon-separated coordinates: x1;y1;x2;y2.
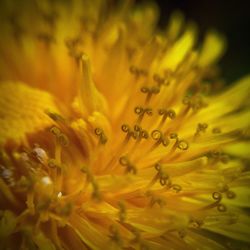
95;128;108;144
134;106;153;117
177;140;189;150
171;184;182;193
50;126;69;146
151;130;169;147
168;109;176;119
134;125;141;132
153;74;168;86
217;204;226;212
151;130;162;140
196;123;208;133
50;126;60;136
119;156;129;166
160;174;169;186
162;138;169;147
154;163;162;171
158;109;166;115
129;66;147;77
94;128;103;135
119;156;137;174
190;218;203;228
58;134;69;147
134;106;143;115
226;190;236;199
140;87;149;93
212;192;222;201
141;130;149;139
145;108;153;116
121;124;130;133
169;133;178;139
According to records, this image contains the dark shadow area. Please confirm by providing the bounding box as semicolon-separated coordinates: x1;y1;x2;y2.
155;0;250;83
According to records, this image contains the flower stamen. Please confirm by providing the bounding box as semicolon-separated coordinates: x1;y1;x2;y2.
118;201;126;222
109;225;123;247
119;156;137;175
94;128;108;144
194;123;208;138
140;86;160;104
158;109;176;128
151;130;169;148
129;66;148;79
153;74;169;87
134;106;153;124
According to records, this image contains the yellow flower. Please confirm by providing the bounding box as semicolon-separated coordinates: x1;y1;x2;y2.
0;0;250;249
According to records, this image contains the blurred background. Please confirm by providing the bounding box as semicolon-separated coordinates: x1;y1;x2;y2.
154;0;250;83
0;0;249;83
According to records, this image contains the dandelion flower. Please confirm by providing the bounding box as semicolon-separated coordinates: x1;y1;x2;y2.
0;1;250;249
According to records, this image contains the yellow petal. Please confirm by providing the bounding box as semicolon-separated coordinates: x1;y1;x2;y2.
33;231;56;250
198;30;227;66
161;24;197;71
166;11;184;41
161;156;208;176
69;213;109;250
0;82;59;145
197;75;250;121
204;214;250;243
225;186;250;207
60;226;90;250
78;54;108;116
0;210;16;238
0;179;21;207
185;231;225;250
224;142;250;159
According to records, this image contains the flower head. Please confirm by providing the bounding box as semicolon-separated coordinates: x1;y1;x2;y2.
0;0;250;249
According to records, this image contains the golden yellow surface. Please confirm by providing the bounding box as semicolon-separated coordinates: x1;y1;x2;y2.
0;0;249;249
